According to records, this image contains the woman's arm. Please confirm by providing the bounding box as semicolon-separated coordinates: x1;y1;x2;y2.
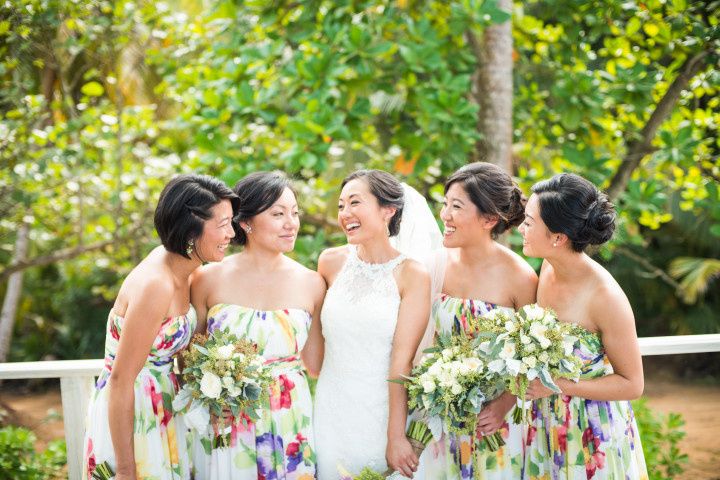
527;282;644;401
108;278;172;479
386;260;430;477
300;271;327;378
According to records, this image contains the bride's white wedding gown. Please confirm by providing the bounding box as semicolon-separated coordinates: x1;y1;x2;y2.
314;244;407;479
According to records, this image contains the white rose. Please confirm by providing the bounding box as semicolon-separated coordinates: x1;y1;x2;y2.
488;359;505;373
519;363;529;374
439;371;456;387
523;304;545;321
199;371;222;399
563;337;576;356
506;358;522;376
523;356;537;368
216;344;235;360
428;361;443;376
423;380;436;393
520;334;532;345
505;320;517;333
499;341;517;360
525;343;536;353
226;384;242;397
451;383;463;395
463;357;482;371
539;351;549;363
222;376;234;389
529;322;548;341
538;336;552;350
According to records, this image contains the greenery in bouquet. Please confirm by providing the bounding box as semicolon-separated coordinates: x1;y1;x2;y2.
478;304;584;423
400;332;506;452
173;330;273;445
339;466;386;480
91;461;114;480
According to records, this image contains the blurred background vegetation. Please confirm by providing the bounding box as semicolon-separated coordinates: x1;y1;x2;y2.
0;0;718;374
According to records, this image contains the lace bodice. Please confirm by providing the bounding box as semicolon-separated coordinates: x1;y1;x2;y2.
314;245;407;478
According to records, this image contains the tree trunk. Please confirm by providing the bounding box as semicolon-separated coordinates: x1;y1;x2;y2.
0;222;30;363
467;0;513;173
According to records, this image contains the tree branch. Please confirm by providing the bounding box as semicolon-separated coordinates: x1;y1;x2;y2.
616;246;682;292
0;239;114;282
0;219;148;282
607;49;711;200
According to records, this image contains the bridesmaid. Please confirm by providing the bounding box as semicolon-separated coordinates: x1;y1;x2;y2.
420;162;538;480
189;171;325;479
83;174;238;480
521;173;647;478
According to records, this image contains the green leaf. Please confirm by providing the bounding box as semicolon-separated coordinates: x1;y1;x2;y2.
643;23;659;37
81;81;104;97
626;17;641;36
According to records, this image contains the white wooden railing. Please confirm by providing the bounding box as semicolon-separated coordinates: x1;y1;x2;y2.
1;334;719;480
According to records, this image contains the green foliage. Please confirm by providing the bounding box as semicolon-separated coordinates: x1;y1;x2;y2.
632;398;689;480
148;0;502;179
514;0;719;239
1;0;719;362
669;256;720;304
0;426;66;480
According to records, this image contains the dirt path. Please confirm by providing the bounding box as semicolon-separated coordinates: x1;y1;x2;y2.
643;380;720;480
2;380;719;478
0;388;64;451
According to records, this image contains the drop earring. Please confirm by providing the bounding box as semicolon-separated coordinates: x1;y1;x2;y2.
186;239;194;256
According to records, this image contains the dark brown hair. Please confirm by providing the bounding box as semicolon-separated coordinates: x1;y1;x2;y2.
532;173;616;252
445;162;526;238
154;174;238;258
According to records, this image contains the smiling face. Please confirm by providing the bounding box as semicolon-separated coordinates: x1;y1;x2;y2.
518;194;554;258
242;187;300;253
439;182;497;248
337;178;395;244
194;199;235;262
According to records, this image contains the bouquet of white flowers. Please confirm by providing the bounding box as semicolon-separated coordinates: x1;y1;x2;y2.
397;332;506;455
478;304;583;423
172;330;273;446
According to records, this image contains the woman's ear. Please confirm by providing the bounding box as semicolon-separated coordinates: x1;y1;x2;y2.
480;215;499;231
553;233;569;248
382;206;397;224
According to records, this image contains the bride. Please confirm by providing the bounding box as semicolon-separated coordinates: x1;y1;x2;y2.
302;169;438;479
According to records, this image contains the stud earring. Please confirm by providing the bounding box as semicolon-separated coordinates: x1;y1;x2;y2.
245;226;252;234
553;242;557;247
186;239;194;256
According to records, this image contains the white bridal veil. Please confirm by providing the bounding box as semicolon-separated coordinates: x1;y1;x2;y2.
390;183;447;365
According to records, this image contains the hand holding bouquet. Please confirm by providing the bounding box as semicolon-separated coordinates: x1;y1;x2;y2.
398;332;505;456
480;304;583;423
172;330;273;446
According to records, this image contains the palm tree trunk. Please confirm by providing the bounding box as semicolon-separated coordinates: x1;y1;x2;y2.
467;0;513;173
0;222;30;363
